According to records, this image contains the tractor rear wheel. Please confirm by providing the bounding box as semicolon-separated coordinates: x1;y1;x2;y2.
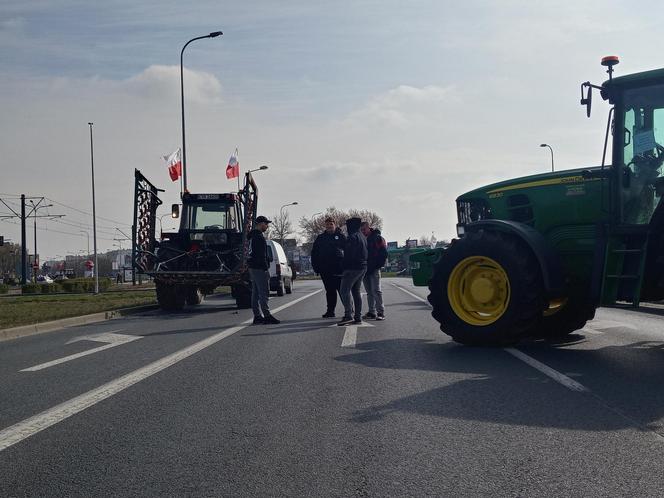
535;300;596;338
428;230;545;346
156;281;186;311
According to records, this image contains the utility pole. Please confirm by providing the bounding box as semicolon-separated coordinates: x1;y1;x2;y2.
21;195;26;284
0;195;63;284
89;122;99;294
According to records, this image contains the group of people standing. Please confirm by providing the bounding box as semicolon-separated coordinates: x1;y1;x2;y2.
311;217;388;326
246;214;388;327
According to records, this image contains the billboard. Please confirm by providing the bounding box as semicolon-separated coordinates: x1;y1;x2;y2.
387;241;398;250
406;239;418;248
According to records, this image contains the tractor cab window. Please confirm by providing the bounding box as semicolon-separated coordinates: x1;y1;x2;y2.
621;84;664;224
184;203;238;231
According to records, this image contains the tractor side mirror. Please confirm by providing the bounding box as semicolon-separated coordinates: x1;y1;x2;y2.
171;204;180;219
580;82;592;118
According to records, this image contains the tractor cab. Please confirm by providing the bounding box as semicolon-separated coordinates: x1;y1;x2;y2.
583;58;664;305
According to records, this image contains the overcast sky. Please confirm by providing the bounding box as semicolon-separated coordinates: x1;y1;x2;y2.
1;0;663;259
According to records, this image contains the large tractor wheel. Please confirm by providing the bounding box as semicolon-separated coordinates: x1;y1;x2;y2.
232;284;252;309
156;281;186;311
428;230;545;346
185;286;204;306
535;299;596;338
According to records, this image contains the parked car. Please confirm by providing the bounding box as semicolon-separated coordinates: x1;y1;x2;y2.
36;275;54;283
266;240;293;296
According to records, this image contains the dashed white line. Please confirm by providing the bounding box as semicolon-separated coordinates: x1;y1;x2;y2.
0;289;321;453
341;325;358;347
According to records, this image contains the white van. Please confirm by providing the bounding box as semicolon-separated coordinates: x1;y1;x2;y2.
266;240;293;296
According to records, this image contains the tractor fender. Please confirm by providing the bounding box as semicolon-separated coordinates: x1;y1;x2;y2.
464;220;565;297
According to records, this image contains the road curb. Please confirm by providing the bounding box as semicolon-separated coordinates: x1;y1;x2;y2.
0;304;160;342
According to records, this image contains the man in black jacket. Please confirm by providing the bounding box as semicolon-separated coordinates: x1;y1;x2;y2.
360;221;388;320
248;216;280;325
337;217;367;326
311;217;346;318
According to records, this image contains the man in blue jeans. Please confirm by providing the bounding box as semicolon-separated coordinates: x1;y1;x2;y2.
337;217;368;326
360;221;388;320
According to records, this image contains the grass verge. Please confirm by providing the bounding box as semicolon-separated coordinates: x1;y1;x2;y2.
0;290;157;330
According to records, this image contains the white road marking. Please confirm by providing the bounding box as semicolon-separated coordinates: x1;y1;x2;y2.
21;331;140;372
504;348;589;392
332;321;374;348
0;289;321;453
391;283;428;304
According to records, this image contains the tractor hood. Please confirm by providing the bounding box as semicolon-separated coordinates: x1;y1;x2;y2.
457;166;603;201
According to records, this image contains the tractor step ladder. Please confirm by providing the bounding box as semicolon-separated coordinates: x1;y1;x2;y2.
600;231;648;307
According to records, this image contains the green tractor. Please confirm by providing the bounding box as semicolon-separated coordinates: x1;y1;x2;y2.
413;56;664;346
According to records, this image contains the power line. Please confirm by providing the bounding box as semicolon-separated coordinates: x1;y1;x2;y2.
45;197;131;228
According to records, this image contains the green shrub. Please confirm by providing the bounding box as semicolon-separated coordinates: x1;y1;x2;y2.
40;283;62;294
61;281;84;293
22;284;40;294
0;284;8;294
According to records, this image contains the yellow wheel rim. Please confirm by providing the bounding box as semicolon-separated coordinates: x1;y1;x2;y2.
447;256;510;326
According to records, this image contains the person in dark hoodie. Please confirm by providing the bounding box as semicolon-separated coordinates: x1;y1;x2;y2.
248;216;280;325
337;217;367;326
360;221;388;320
311;217;347;318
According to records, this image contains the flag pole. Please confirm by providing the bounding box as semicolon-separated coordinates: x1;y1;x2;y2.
236;148;240;193
180;148;184;196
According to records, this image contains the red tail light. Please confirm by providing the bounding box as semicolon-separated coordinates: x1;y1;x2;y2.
189;243;201;253
276;264;281;276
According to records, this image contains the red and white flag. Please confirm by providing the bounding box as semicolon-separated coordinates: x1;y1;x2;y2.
163;148;182;182
226;148;239;179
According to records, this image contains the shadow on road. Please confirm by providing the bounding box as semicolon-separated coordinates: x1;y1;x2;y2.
242;318;335;337
338;336;664;433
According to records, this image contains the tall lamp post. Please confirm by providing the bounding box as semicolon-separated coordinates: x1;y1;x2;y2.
540;143;555;172
88;122;99;294
181;31;223;193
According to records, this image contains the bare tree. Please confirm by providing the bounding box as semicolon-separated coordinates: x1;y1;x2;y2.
268;210;295;245
298;206;383;244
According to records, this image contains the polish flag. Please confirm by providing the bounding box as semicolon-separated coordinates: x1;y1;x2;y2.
226;149;240;179
163;148;182;182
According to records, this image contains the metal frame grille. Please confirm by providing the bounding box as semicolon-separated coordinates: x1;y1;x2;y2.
132;169;163;274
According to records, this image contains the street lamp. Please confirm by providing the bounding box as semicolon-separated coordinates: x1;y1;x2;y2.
540;143;555;172
181;31;223;192
247;165;269;174
280;202;298;219
88;122;99;294
157;213;173;237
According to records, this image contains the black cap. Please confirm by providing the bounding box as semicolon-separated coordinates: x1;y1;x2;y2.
256;215;271;224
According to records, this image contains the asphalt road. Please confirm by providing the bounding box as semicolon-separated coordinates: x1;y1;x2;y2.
2;278;664;496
